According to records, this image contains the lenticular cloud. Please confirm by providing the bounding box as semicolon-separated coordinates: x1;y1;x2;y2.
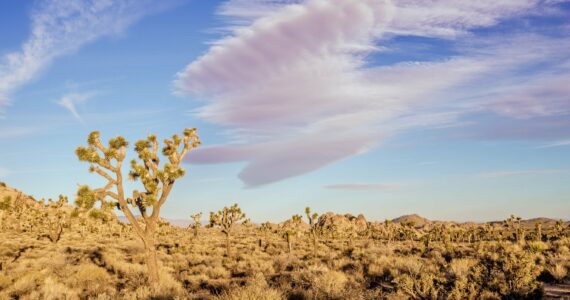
175;0;393;187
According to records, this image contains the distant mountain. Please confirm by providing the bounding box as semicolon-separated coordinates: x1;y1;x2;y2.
391;214;430;228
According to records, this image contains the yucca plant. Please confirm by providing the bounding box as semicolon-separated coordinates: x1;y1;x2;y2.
209;203;247;256
189;212;202;238
305;207;320;257
281;214;302;253
47;195;68;243
75;128;200;285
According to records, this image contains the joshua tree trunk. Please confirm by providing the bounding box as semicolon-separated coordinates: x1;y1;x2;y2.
143;221;159;283
312;234;318;257
49;223;63;243
286;234;292;253
225;231;231;257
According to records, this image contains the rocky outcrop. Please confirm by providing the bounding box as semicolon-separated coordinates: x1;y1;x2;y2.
317;212;368;233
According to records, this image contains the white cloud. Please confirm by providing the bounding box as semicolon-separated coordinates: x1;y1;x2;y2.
324;182;402;191
178;0;570;187
0;127;38;139
215;0;562;38
55;92;95;122
478;169;566;178
536;140;570;149
0;0;178;110
385;0;541;38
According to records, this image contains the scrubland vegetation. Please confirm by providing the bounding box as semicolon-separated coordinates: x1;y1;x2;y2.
0;130;569;299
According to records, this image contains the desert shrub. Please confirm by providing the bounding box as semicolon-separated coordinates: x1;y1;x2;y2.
393;272;444;300
69;264;114;297
527;241;549;254
312;270;348;298
151;269;186;299
8;272;44;298
448;258;477;280
41;276;78;299
207;265;231;279
217;273;282;300
470;244;543;298
545;263;568;282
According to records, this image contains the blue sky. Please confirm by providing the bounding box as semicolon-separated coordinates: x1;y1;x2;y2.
0;0;569;222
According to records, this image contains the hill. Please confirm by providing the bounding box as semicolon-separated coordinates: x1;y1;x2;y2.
391;214;431;228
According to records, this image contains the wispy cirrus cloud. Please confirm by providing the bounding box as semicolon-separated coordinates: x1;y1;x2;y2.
536;140;570;149
0;127;38;139
177;0;570;187
0;0;179;111
55;92;95;123
324;182;402;191
478;169;567;178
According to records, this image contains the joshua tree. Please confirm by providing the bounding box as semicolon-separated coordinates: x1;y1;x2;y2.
44;195;68;243
209;203;246;256
258;222;273;250
384;219;395;243
554;220;567;239
281;214;302;253
504;215;525;243
11;192;28;233
305;207;320;257
534;222;543;241
0;196;11;230
189;212;202;238
75;128;200;285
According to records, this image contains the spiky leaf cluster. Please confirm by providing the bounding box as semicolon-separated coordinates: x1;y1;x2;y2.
75;185;98;209
209;203;247;234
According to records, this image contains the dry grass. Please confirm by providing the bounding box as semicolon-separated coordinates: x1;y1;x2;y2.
0;210;569;299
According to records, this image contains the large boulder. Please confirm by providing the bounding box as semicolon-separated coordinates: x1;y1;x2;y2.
317;212;368;234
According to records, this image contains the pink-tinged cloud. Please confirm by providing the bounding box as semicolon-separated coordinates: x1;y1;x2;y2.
177;0;570;187
490;68;570;119
324;183;402;191
189;132;376;187
386;0;542;38
217;0;551;38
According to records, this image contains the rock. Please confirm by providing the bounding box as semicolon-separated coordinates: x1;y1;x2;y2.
317;212;368;233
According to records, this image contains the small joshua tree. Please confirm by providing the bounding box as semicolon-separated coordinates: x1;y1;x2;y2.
209;203;246;256
190;212;202;238
281;214;302;253
305;207;320;257
44;195;68;243
75;128;200;285
534;222;543;241
0;196;11;230
554;220;567;239
504;214;525;243
258;222;273;250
